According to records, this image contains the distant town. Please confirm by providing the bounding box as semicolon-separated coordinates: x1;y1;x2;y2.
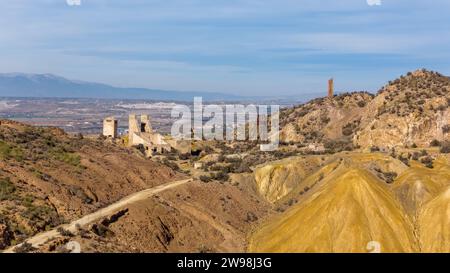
0;97;296;136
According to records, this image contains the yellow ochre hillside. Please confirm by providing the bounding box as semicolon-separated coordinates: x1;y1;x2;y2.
249;152;450;253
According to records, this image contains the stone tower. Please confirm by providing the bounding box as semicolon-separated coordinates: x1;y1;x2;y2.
128;114;154;145
128;114;140;144
103;117;118;138
328;78;334;98
140;114;153;134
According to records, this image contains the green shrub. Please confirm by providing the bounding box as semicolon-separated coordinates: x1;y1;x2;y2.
179;153;191;160
224;157;242;164
440;142;450;153
13;242;37;253
320;115;331;124
0;177;16;201
20;204;61;229
19;195;34;209
430;139;441;147
212;171;229;182
398;155;410;166
57;227;74;237
342;124;354;136
0;141;24;161
9;147;24;162
52;150;81;167
324;139;354;153
0;141;11;160
199;175;211;183
420;156;434;169
162;159;180;171
374;168;398;184
443;125;450;134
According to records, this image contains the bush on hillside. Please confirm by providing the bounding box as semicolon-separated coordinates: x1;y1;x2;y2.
440;142;450;153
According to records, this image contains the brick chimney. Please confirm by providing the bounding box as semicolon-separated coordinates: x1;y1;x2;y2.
328;78;334;98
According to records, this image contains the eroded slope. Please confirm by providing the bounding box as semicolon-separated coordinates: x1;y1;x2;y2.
250;152;450;253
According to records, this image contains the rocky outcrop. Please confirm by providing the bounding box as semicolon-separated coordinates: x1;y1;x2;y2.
354;110;449;148
280;92;373;144
355;70;449;149
280;69;450;150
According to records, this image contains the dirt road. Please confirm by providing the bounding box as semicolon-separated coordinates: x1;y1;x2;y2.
3;178;193;253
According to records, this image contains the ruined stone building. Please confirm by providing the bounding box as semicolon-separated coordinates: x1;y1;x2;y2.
328;78;334;98
103;116;118;138
102;114;191;157
128;114;172;155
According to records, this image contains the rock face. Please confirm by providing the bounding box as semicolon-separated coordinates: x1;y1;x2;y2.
280;92;373;145
249;152;450;253
280;69;450;150
355;70;450;148
356;108;449;149
254;156;325;203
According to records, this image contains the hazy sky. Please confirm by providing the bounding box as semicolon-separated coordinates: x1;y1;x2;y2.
1;0;450;96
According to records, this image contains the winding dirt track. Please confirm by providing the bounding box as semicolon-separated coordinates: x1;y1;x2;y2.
3;178;193;253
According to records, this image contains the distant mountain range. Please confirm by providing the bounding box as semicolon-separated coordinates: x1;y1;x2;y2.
0;73;319;103
0;73;249;102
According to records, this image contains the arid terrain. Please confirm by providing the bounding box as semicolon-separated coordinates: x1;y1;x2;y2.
1;69;449;253
0;98;295;136
0;99;185;135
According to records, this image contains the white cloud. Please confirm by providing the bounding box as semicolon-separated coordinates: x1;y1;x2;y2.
66;0;81;6
0;0;450;95
287;32;433;54
367;0;382;6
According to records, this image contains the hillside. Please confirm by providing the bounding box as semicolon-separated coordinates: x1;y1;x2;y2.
280;69;450;150
355;69;450;148
0;120;183;249
1;69;449;253
280;92;374;148
249;152;450;253
0;120;271;253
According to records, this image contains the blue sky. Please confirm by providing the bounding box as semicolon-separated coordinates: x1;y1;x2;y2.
1;0;450;96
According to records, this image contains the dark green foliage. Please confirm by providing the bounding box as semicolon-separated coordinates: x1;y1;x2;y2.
57;227;74;237
162;158;180;171
443;125;450;134
374;168;398;184
13;242;37;253
0;141;24;161
440;142;450;153
324;139;354;153
420;156;434;169
199;175;212;183
0;177;16;201
430;139;441;147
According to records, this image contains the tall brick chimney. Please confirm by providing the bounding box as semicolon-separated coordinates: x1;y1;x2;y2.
328;78;334;98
